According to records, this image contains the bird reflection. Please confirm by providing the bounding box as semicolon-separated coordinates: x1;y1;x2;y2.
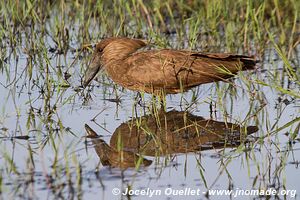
85;110;258;169
85;124;152;169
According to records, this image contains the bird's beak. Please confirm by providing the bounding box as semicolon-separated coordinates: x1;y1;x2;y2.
85;124;99;137
83;53;102;87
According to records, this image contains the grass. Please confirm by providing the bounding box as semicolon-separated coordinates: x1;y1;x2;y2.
0;0;299;199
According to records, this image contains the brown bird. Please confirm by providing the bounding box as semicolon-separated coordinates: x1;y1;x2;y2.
83;37;257;94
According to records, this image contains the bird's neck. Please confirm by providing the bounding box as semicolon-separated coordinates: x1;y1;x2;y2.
101;40;146;65
100;40;146;82
102;48;135;64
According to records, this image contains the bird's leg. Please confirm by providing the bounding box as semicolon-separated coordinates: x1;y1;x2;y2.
159;95;167;112
150;94;167;114
209;101;217;119
209;101;213;118
158;89;167;112
150;95;157;114
134;91;145;107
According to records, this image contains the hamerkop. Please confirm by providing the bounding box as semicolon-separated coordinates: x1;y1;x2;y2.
83;37;257;94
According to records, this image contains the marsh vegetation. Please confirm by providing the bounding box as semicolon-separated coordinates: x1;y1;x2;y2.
0;0;299;199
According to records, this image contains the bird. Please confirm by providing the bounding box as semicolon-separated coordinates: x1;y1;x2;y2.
83;37;257;94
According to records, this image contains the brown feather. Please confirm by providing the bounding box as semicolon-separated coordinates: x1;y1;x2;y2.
84;37;257;94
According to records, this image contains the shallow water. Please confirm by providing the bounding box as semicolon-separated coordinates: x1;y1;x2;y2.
1;6;300;199
1;40;299;200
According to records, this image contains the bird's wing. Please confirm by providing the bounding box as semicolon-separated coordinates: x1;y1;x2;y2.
125;50;187;89
124;50;255;90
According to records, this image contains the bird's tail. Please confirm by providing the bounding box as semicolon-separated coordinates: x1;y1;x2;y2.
240;56;259;70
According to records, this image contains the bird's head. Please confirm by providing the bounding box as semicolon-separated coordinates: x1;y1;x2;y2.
83;37;147;87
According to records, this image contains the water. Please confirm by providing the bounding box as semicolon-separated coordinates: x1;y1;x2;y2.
0;25;299;200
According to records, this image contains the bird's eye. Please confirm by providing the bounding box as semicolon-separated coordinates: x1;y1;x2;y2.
98;48;103;53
